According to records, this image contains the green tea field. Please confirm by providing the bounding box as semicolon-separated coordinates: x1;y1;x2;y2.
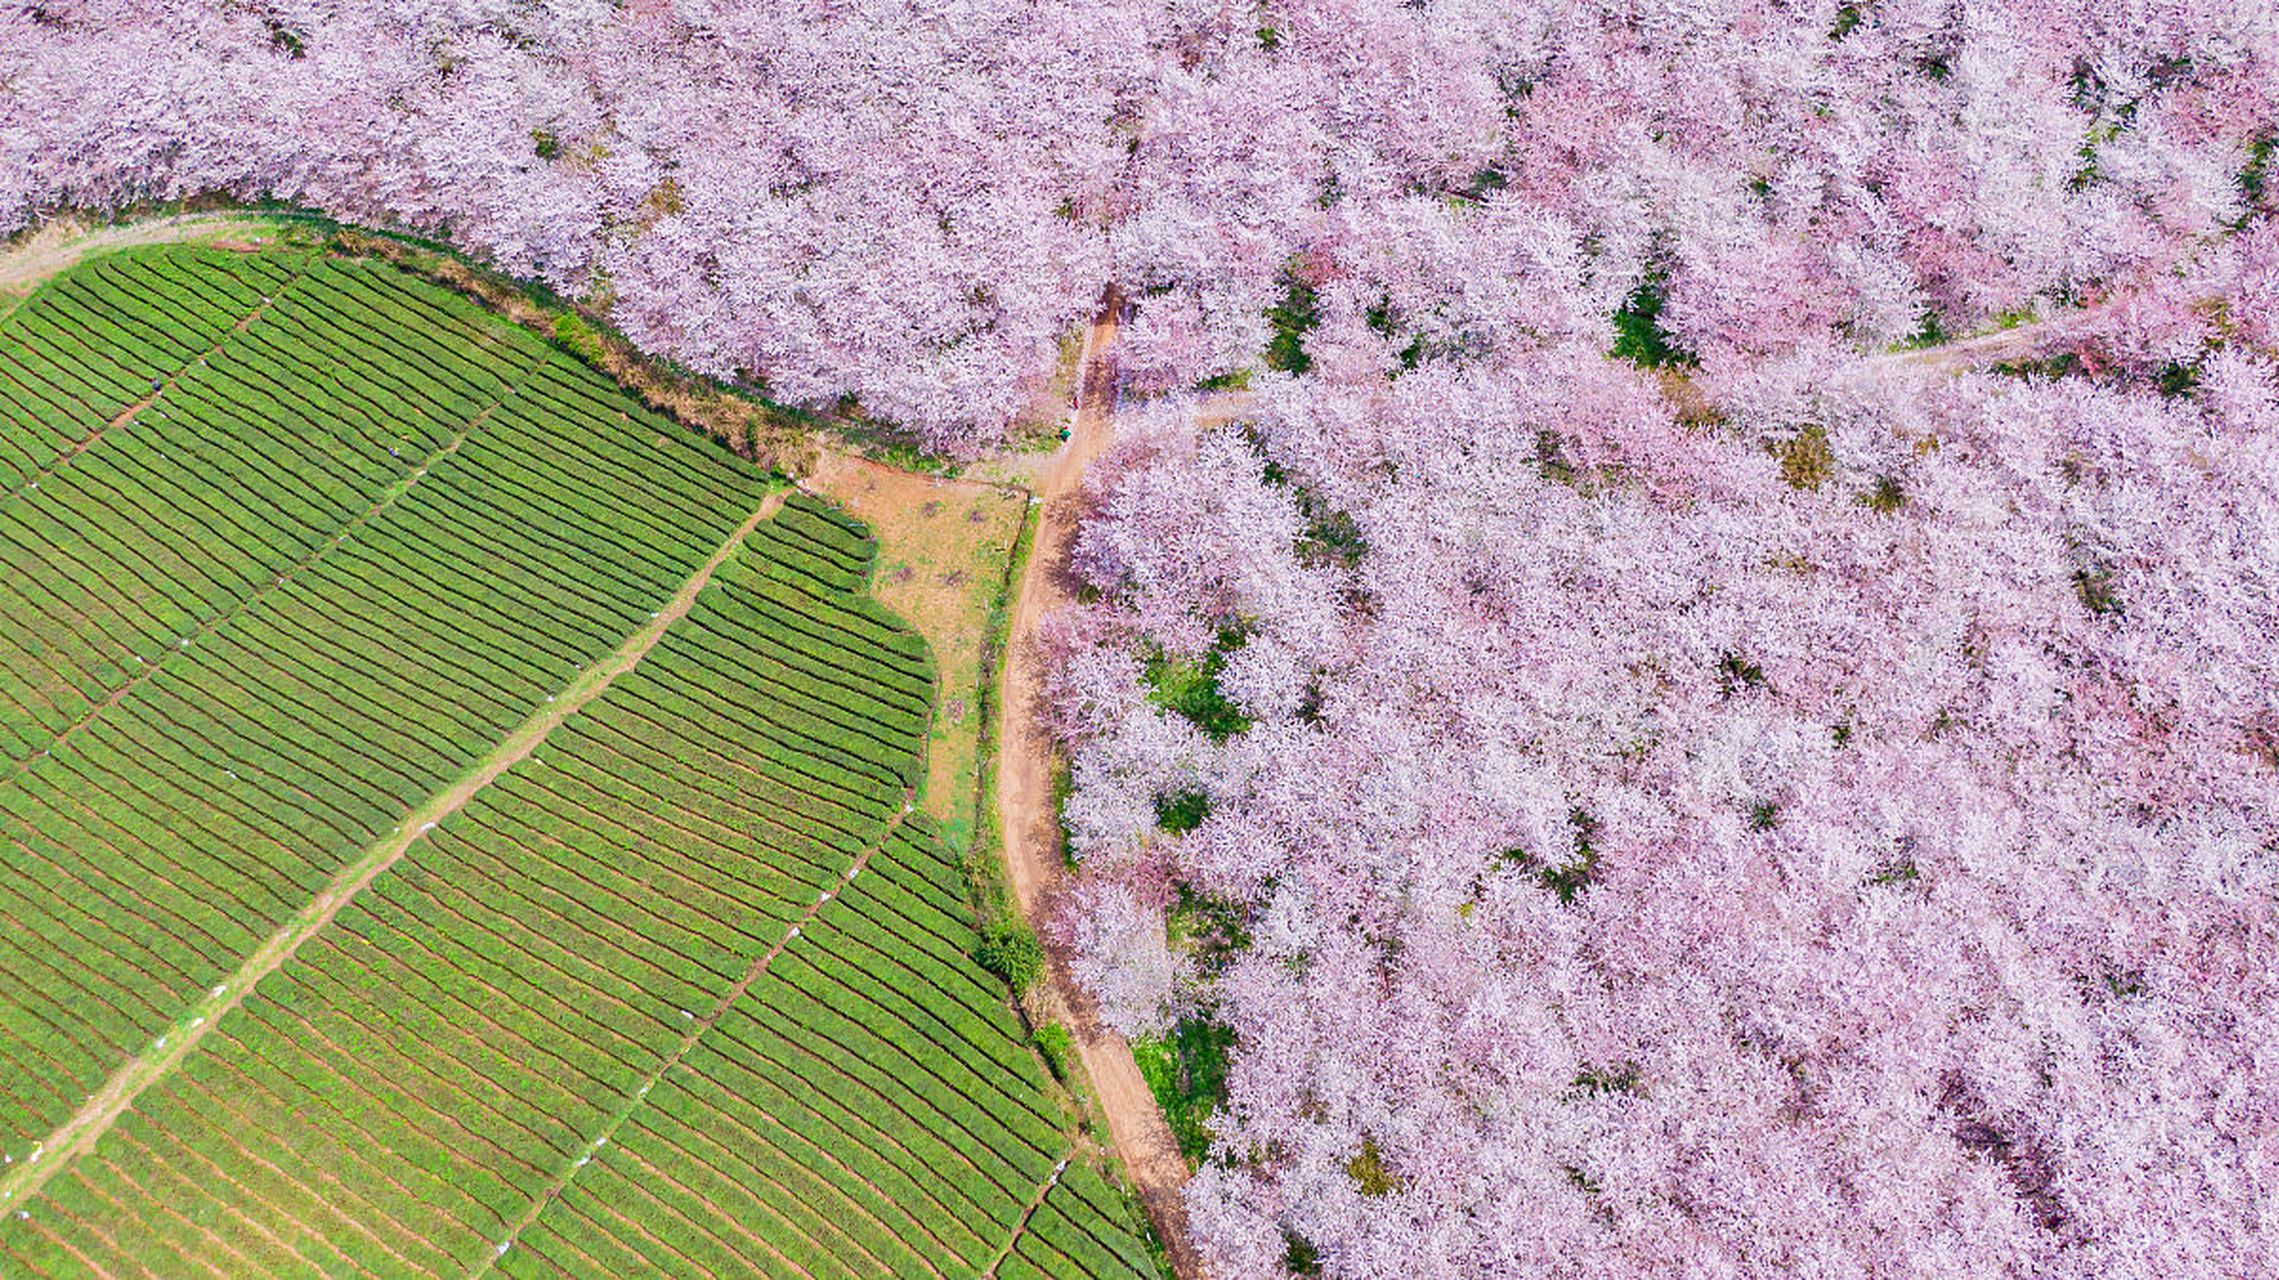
0;239;1152;1278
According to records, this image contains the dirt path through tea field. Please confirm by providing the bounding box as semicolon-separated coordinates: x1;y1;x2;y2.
0;490;785;1217
0;212;289;318
993;290;1207;1278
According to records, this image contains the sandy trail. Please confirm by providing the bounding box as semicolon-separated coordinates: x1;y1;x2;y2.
0;491;784;1216
993;290;1207;1277
1864;319;2069;377
0;212;284;302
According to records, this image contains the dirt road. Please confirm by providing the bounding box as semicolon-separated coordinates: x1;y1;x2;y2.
0;212;285;305
993;291;1207;1277
1865;320;2067;378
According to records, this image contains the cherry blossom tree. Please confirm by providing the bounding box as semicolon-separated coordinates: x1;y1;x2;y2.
1115;0;2279;391
0;0;1151;446
1049;319;2278;1275
9;0;2274;442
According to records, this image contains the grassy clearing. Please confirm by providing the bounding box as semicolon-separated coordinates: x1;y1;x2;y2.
803;455;1029;859
1131;1019;1235;1166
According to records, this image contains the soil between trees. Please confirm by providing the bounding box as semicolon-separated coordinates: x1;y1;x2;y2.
991;294;1209;1278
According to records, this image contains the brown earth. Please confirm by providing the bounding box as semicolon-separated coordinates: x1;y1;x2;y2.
803;453;1027;851
992;291;1209;1278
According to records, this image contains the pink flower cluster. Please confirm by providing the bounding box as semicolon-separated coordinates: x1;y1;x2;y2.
1052;345;2278;1276
2;0;1148;443
10;2;2278;1274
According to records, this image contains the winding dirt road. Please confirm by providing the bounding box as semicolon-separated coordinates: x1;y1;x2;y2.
993;291;1207;1277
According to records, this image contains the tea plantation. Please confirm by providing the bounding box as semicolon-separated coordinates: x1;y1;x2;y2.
0;241;1151;1278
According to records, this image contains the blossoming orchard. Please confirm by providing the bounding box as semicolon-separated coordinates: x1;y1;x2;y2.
5;1;2275;1277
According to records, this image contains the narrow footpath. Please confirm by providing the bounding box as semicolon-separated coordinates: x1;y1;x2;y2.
993;290;1206;1278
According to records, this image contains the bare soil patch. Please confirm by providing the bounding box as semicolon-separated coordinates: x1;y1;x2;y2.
991;292;1207;1277
805;452;1027;855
